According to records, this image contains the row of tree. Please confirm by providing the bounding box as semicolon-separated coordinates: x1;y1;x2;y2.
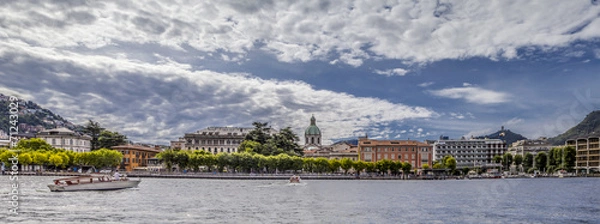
156;149;420;177
490;146;576;173
0;138;122;171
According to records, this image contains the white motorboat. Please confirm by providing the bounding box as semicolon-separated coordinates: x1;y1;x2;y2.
289;175;301;183
48;175;140;192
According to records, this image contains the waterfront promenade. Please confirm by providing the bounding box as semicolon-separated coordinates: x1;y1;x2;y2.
16;171;599;180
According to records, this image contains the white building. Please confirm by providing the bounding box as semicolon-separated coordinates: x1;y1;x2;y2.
36;127;92;152
508;138;553;157
181;127;277;154
433;137;507;169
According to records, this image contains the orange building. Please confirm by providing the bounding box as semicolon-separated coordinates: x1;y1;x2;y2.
113;145;161;172
358;137;433;168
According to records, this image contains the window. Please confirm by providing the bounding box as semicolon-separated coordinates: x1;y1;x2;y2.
398;155;402;159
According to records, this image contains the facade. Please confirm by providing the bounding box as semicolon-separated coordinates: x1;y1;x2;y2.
113;144;161;172
170;138;185;150
358;137;433;168
566;136;600;174
508;138;553;157
36;127;91;152
304;115;322;150
433;138;506;169
304;141;359;161
181;127;275;154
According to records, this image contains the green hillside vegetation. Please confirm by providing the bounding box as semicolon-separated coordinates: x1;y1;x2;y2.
548;110;600;145
476;127;527;146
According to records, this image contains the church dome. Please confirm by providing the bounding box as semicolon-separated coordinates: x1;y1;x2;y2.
305;115;321;135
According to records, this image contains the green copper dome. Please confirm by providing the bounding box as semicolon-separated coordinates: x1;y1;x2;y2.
305;115;321;135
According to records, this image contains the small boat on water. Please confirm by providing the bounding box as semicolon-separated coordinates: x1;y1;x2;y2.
289;175;301;183
48;175;140;192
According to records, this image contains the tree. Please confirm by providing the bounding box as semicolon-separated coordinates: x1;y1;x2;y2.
514;154;524;172
16;138;53;151
328;159;342;174
48;154;64;169
563;146;576;171
98;130;128;149
493;155;503;164
352;161;367;176
340;158;354;174
445;157;457;174
276;127;303;156
314;157;329;174
422;164;430;170
503;153;513;171
245;122;271;145
523;153;534;170
401;162;412;179
535;152;547;172
83;119;105;151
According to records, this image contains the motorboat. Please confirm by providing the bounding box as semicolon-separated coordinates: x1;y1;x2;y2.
289;175;301;183
48;175;140;192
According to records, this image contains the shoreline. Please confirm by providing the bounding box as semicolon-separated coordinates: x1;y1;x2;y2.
16;171;599;180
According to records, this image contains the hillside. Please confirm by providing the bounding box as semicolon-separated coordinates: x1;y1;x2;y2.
476;127;527;146
548;110;600;145
0;93;82;135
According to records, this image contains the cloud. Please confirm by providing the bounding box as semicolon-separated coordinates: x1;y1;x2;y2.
418;82;434;87
429;86;510;104
0;41;435;144
0;1;598;67
503;118;524;127
373;68;408;76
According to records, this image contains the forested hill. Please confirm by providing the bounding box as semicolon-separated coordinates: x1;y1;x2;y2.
548;110;600;145
0;93;82;135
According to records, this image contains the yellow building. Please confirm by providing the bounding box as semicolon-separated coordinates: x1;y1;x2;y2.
566;136;600;174
113;145;161;172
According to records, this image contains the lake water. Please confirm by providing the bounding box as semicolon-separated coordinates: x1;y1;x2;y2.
1;176;599;223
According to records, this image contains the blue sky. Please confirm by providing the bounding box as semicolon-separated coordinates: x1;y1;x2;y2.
1;1;600;145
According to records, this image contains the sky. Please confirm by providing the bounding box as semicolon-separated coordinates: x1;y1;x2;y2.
1;0;600;145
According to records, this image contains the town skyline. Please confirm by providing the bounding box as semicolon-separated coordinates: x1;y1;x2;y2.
1;1;600;145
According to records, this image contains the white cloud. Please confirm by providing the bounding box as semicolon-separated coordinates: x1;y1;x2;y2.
462;82;472;87
503;118;524;127
418;82;434;87
429;86;510;104
0;41;435;144
374;68;408;77
0;1;598;67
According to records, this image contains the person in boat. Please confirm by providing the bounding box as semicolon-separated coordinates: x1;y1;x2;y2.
113;170;121;181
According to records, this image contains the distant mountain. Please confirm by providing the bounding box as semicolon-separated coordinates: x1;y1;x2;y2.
548;110;600;145
0;93;83;135
475;127;527;146
332;139;359;146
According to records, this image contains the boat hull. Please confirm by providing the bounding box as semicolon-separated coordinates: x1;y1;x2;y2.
48;180;140;192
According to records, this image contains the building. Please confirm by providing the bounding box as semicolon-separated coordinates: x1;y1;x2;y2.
304;141;359;161
113;144;161;172
508;138;553;157
304;115;322;149
433;137;506;169
358;137;433;168
170;137;186;150
180;127;278;154
566;136;599;174
36;127;92;152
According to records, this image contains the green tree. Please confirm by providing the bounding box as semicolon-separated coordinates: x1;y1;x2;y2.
48;154;64;169
422;164;430;170
16;138;53;151
401;162;412;179
352;161;367;176
328;159;342;174
514;154;523;172
340;158;354;174
493;155;503;164
503;153;513;171
98;130;128;149
83;119;105;151
563;146;576;171
535;152;547;172
314;157;329;174
523;153;534;170
245;122;271;145
18;152;33;171
445;157;457;174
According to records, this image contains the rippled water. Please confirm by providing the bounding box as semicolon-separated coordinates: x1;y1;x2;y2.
1;176;599;223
